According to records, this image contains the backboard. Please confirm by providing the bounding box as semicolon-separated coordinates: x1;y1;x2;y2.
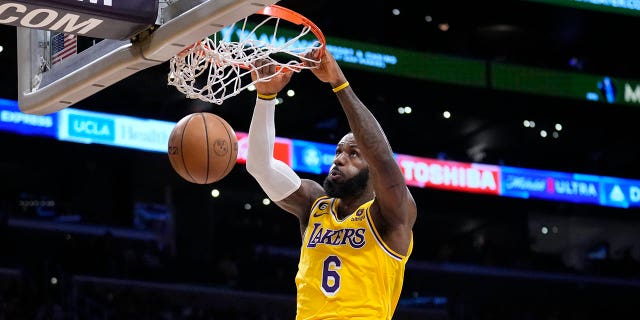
15;0;280;115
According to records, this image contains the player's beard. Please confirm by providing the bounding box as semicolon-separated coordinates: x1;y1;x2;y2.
323;167;369;198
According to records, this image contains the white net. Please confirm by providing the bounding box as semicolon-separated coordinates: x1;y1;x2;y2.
168;9;324;105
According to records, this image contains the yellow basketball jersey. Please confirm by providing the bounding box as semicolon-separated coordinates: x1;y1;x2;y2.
295;196;413;320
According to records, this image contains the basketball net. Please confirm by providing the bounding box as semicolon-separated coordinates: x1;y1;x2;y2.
168;5;326;105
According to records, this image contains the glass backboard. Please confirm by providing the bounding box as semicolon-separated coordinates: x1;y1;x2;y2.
14;0;280;115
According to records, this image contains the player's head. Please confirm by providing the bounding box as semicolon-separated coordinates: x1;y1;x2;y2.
323;132;371;198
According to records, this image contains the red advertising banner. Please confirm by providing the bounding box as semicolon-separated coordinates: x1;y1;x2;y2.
235;132;293;166
396;154;501;195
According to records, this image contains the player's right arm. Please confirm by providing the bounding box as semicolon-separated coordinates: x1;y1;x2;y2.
246;60;325;227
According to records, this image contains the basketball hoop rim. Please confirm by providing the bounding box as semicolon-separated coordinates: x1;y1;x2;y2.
175;4;326;59
256;5;326;51
167;4;327;105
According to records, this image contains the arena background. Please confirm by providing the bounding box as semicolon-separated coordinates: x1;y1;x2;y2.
1;1;640;319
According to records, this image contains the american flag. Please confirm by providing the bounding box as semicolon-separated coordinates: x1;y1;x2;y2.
50;32;77;65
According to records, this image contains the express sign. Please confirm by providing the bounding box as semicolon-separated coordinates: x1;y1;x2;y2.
0;0;158;39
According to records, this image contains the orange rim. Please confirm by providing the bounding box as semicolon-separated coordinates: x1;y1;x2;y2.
175;5;326;71
256;5;326;72
256;5;326;52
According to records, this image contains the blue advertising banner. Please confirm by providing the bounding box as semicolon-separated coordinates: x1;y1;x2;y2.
57;108;175;152
599;177;640;209
0;98;57;138
291;140;335;174
58;108;116;144
501;166;601;206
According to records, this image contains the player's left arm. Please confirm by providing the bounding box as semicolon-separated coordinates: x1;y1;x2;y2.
338;87;417;255
307;49;416;254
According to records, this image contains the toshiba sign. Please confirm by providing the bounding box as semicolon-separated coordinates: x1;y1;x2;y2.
0;0;157;39
396;154;500;195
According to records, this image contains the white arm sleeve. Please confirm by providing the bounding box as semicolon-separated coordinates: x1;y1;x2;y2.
246;98;302;201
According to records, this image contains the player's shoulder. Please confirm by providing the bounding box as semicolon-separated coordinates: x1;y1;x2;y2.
300;179;326;202
285;179;326;225
310;194;332;210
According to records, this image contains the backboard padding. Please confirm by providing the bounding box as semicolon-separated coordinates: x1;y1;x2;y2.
17;0;280;115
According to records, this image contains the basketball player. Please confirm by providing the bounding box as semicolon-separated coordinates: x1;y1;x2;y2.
246;48;417;319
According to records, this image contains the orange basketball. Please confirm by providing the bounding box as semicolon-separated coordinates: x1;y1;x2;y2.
167;112;238;184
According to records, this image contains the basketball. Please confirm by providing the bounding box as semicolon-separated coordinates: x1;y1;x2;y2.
167;112;238;184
